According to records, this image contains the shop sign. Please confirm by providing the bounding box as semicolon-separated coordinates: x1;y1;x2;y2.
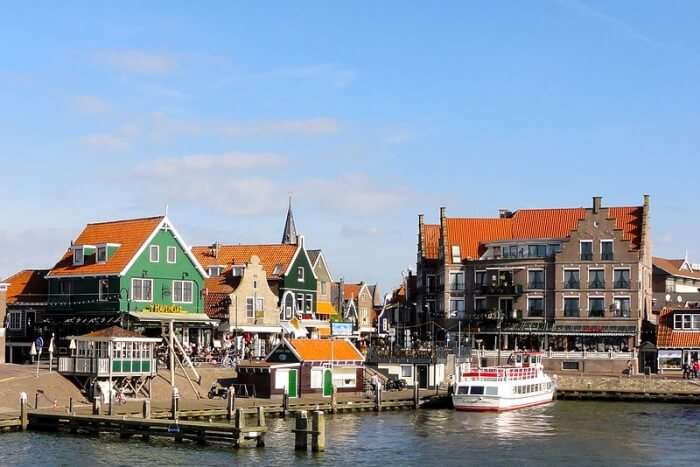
143;304;185;314
331;322;353;337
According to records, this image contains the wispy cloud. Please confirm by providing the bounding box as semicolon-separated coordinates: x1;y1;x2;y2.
72;95;112;115
92;49;177;74
134;152;288;177
80;133;130;151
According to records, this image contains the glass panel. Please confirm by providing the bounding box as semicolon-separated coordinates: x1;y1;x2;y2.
589;298;605;317
564;298;580;317
564;270;580;289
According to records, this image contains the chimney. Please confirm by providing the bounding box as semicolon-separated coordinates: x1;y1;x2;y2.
418;214;424;227
643;194;650;208
498;209;513;219
439;207;447;261
592;196;602;214
209;242;220;258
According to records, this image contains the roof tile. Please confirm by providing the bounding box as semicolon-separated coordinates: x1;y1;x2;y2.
192;244;296;277
656;308;700;348
289;339;364;361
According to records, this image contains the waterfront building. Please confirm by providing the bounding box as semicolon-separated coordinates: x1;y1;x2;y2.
235;338;364;398
44;216;213;350
1;269;48;363
332;282;379;336
416;195;652;374
652;256;700;312
656;306;700;374
307;249;339;335
377;270;417;347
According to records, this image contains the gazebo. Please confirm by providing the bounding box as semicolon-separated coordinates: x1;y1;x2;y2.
58;325;161;402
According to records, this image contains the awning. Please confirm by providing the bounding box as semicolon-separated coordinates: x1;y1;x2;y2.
316;301;338;316
230;325;282;334
281;319;308;338
318;327;331;337
549;324;637;336
129;311;215;324
301;319;331;329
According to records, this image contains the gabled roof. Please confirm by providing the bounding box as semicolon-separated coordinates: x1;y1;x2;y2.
656;307;700;348
307;249;321;266
46;216;207;278
421;224;440;260
343;283;363;299
2;269;49;304
71;325;161;342
653;257;700;280
192;244;297;278
442;206;643;263
289;338;364;362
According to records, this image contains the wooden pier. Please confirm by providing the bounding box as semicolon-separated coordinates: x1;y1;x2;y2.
555;388;700;403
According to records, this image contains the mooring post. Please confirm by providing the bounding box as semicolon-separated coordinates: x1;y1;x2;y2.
93;399;102;415
374;387;382;412
294;410;309;451
311;411;326;452
257;406;266;427
171;387;180;420
143;399;151;419
68;397;73;415
330;386;337;414
413;383;420;408
256;407;266;448
19;392;28;431
282;392;289;418
34;391;39;410
227;387;235;421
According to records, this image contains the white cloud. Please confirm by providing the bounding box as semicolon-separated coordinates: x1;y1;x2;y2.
73;95;112;115
92;50;176;74
134;152;288;177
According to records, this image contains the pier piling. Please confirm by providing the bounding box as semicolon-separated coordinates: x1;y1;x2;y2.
294;410;308;451
226;387;235;421
93;399;101;416
68;397;73;415
143;399;151;419
19;393;28;431
311;411;325;452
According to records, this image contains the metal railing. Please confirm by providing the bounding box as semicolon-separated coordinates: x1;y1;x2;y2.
564;280;580;289
589;279;605;289
476;349;634;360
614;280;630;289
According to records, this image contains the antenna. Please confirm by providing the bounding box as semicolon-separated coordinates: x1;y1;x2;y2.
165;204;169;217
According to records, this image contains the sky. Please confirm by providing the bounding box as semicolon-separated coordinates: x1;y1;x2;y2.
2;1;700;292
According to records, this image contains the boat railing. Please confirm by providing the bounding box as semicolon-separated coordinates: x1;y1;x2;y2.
462;366;540;381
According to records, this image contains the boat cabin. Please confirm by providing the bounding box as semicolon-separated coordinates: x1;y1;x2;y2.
509;352;544;368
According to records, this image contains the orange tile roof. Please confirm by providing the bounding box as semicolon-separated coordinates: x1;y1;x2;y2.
343;283;363;299
443;206;643;263
48;216;164;277
204;292;230;319
656;307;700;348
2;269;49;304
204;276;240;295
421;224;440;260
653;257;700;280
289;338;364;361
192;244;297;277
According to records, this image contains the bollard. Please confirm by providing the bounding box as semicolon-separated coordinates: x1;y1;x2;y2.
282;392;289;418
226;387;235;421
294;410;308;451
234;408;246;431
374;387;382;412
257;406;266;426
142;399;151;419
19;392;28;431
311;411;325;452
93;399;102;415
35;392;39;410
413;383;420;408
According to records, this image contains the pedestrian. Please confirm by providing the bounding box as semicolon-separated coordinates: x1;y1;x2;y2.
693;360;700;379
682;362;690;380
626;360;634;377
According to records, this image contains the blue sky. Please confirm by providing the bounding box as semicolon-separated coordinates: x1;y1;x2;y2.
2;1;700;291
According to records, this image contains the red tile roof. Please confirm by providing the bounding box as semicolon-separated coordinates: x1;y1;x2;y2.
653;257;700;280
2;269;49;304
192;244;296;277
289;339;364;361
204;292;230;319
343;283;363;299
48;217;164;277
421;224;440;260
443;206;643;263
656;308;700;348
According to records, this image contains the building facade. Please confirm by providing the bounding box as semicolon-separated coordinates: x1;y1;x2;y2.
652;256;700;313
416;196;652;373
1;270;48;363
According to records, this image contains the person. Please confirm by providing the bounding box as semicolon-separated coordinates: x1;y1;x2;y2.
682;362;690;379
371;373;379;394
693;360;700;379
626;360;634;377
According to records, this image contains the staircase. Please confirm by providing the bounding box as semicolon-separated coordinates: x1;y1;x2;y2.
363;365;390;392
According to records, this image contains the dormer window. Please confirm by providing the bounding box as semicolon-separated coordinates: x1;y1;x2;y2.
273;264;282;275
208;266;224;277
73;247;84;266
96;246;107;264
232;266;245;277
451;245;461;263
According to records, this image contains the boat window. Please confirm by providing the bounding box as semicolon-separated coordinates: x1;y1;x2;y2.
457;386;470;395
469;386;485;395
485;387;498;395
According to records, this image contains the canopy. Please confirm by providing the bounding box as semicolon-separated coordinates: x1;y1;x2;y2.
128;311;215;324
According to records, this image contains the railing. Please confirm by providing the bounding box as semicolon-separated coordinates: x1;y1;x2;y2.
476;349;634;360
463;366;539;381
614;280;630;289
589;280;605;289
365;347;448;364
478;284;524;295
564;280;580;289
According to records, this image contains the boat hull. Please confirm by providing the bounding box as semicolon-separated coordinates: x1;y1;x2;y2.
452;390;554;412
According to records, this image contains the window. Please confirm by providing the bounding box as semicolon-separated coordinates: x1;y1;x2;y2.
96;246;107;264
589;297;605;317
562;361;580;370
601;240;614;261
674;314;700;330
311;368;324;389
580;241;593;260
305;294;313;312
469;386;484;395
528;270;544;289
232;266;245;277
401;365;412;378
528;245;547;257
485;387;498;396
613;297;631;318
474;271;486;288
256;297;264;315
528;297;544;317
208;266;224;276
549;244;561;255
98;279;109;302
426;274;437;292
131;278;153;302
282;293;294;320
73;248;84;265
451;245;461;263
564;297;580;317
449;272;464;291
167;246;176;264
588;269;605;289
246;297;255;319
296;294;304;313
614;269;631;289
149;245;159;263
272;264;283;275
564;269;580;289
474;297;487;313
172;280;193;303
449;299;465;316
8;311;23;330
320;281;327;295
297;266;305;282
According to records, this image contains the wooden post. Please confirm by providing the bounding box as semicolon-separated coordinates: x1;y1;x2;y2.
34;391;39;410
282;392;289;418
413;383;420;408
19;393;28;431
226;387;235;421
93;399;102;415
330;386;337;414
233;407;246;448
256;407;266;448
311;411;325;452
68;397;73;415
374;386;382;412
142;399;151;419
294;410;308;451
171;387;179;420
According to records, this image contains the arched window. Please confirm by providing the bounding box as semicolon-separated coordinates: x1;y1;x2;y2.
281;292;295;321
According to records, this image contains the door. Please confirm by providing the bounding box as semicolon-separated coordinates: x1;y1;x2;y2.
417;365;428;389
323;369;333;397
288;369;298;398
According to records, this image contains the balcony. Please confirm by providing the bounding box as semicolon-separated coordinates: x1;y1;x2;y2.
589;279;605;290
478;284;523;296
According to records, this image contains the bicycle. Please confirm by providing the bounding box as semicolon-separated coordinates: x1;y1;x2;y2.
114;389;127;405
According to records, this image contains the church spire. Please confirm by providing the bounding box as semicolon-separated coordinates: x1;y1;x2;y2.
281;195;298;245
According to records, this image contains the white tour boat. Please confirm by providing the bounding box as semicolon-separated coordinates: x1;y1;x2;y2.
452;352;555;412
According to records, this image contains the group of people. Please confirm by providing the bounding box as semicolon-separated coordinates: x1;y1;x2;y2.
681;359;700;379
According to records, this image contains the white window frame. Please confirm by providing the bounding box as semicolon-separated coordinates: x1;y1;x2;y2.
451;245;461;263
172;280;193;304
296;293;304;314
231;266;245;277
73;247;84;266
305;294;313;312
613;267;631;288
256;297;264;315
297;267;305;282
131;278;153;302
579;240;593;259
613;295;631;317
167;246;177;264
208;266;224;276
149;245;160;263
527;295;545;316
449;271;465;290
527;268;545;289
7;311;23;330
563;267;581;287
563;295;580;316
246;297;255;319
96;246;107;264
600;239;614;257
588;267;605;287
449;298;465;315
588;296;605;316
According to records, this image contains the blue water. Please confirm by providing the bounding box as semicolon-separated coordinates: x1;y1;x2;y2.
0;401;698;466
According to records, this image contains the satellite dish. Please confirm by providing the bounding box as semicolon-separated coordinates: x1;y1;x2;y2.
677;295;683;303
665;294;671;302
